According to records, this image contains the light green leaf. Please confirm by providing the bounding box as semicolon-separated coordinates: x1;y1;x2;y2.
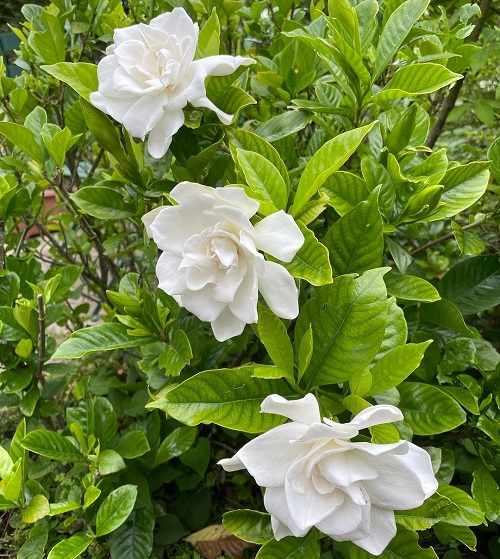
374;0;430;79
398;383;466;435
488;137;500;183
451;221;485;255
367;341;432;396
98;450;126;476
395;493;459;531
419;299;475;336
0;122;42;163
223;509;273;545
299;268;389;386
256;531;320;559
0;444;13;477
96;484;138;537
437;255;500;315
321;171;369;216
437;485;485;526
49;500;81;516
236;148;288;211
41;62;98;101
153;426;197;467
196;9;220;58
433;522;477;551
52;323;153;359
374;63;461;101
471;467;500;522
297;325;313;382
83;486;101;509
30;11;65;65
254;111;309;143
147;367;292;433
256;305;294;377
22;494;50;523
115;431;151;459
385;272;441;302
426;162;490;221
324;189;384;276
21;430;85;462
375;297;407;360
159;329;193;376
71;186;135;219
291;123;375;215
280;222;332;286
215;85;256;116
2;459;23;502
47;535;94;559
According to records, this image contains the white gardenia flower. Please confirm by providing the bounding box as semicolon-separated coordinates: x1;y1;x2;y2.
90;8;254;158
143;182;304;341
219;394;438;555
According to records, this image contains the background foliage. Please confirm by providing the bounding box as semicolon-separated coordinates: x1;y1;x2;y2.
0;0;499;558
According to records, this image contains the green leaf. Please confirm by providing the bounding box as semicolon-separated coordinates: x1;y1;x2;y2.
324;189;384;277
374;0;430;79
30;11;65;65
108;507;155;559
433;522;477;551
223;510;273;545
395;493;459;530
256;305;294;377
321;171;369;216
71;186;135;219
153;426;197;467
366;341;432;396
299;268;389;386
419;299;475;337
254;111;309;143
236;148;288;212
437;255;500;315
49;501;81;516
98;450;126;475
451;221;485;256
196;9;220;58
147;367;292;433
52;323;153;359
215;85;256;116
348;526;438;558
41;62;98;101
385;272;441;302
47;535;94;559
472;467;500;522
159;329;193;376
96;484;138;537
0;122;42;163
21;430;85;462
437;485;485;526
374;63;461;101
426;162;490;221
2;459;23;502
0;444;13;477
256;531;320;559
83;486;101;509
297;325;313;382
115;431;151;459
488;136;500;183
280;222;333;286
291;123;376;215
398;383;466;435
22;494;50;523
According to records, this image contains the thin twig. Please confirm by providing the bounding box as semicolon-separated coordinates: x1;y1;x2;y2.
410;219;485;255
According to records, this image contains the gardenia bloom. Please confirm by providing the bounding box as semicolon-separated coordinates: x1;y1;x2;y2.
219;395;438;555
90;8;254;158
143;182;304;341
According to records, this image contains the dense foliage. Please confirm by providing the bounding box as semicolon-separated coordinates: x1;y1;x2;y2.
0;0;499;558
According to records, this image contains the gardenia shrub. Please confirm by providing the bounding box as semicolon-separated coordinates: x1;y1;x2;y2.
0;1;499;559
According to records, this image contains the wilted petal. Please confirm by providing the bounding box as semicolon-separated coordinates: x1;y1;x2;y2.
147;109;185;158
254;211;304;262
211;307;246;342
258;261;298;319
264;486;309;539
261;394;321;425
351;506;397;556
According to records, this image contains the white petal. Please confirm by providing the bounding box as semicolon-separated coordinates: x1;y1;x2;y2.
261;394;321;425
150;8;199;45
229;264;258;324
221;423;308;487
271;516;295;541
318;452;379;487
194;55;255;77
142;206;166;237
211;308;246;342
156;252;186;296
89;92;136;123
147;109;185;158
349;405;404;430
351;506;397;556
258;261;299;319
214;187;260;218
121;94;166;139
264;486;309;539
180;288;226;322
301;422;361;442
254;212;304;262
218;454;244;472
191;95;234;125
170;181;216;205
315;493;365;537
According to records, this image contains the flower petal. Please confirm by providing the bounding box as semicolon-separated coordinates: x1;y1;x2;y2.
351;506;397;556
142;206;166;237
156;252;186;296
254;212;304;262
121;94;167;139
211;307;246;342
147;109;185;158
264;486;309;539
349;405;404;430
194;55;255;77
318;451;379;487
150;8;199;45
315;493;365;538
214;187;260;218
258;261;299;319
229;265;259;324
261;394;321;425
180;287;226;322
191;95;234;125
